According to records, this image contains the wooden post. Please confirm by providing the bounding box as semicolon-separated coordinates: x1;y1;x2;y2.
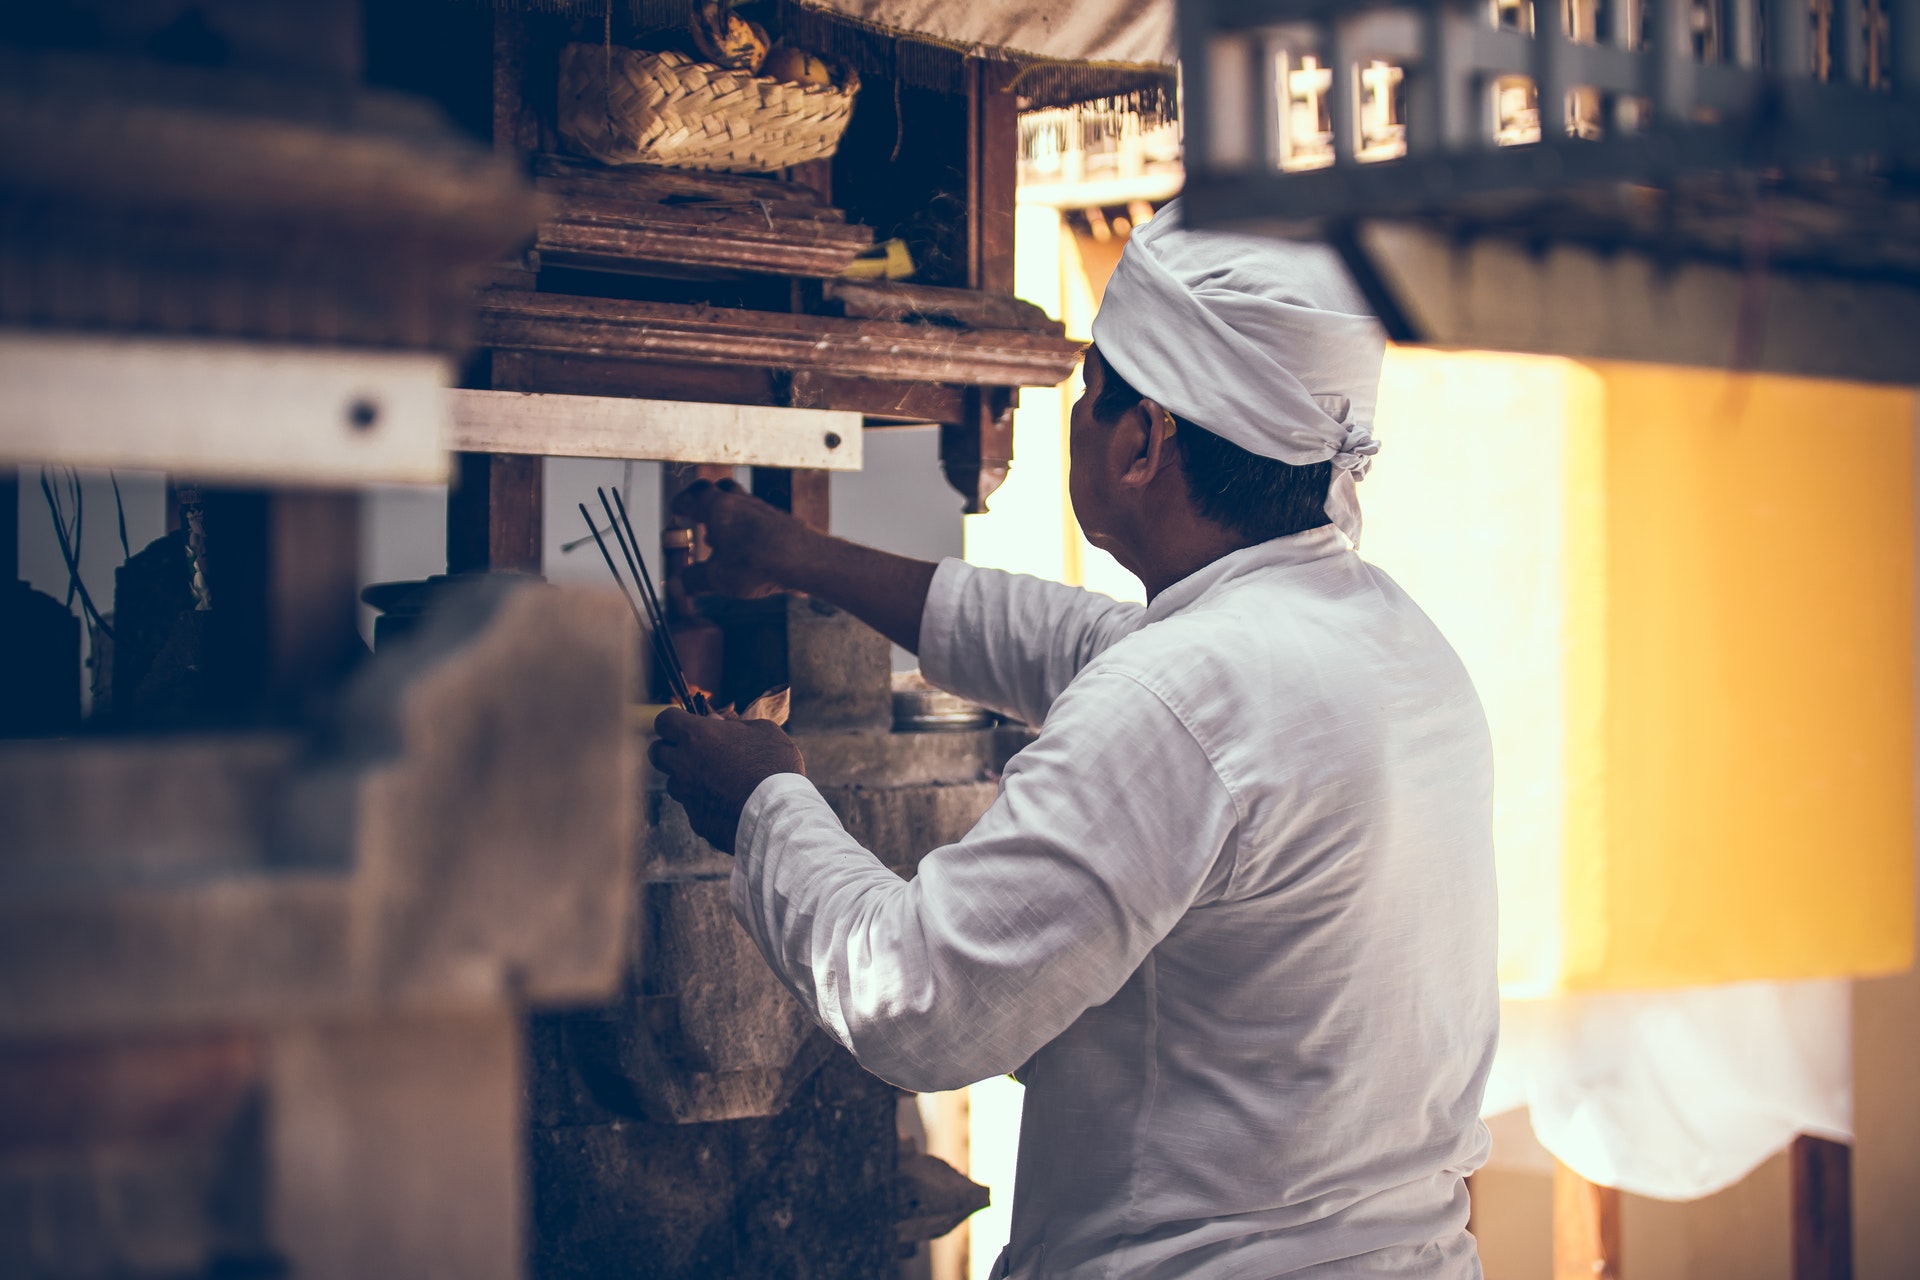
1553;1162;1621;1280
942;56;1021;515
445;7;547;580
1791;1135;1853;1280
782;159;833;205
493;9;540;167
266;491;362;698
200;489;362;712
447;453;543;575
922;1088;972;1280
750;467;831;534
966;58;1019;297
2;467;16;580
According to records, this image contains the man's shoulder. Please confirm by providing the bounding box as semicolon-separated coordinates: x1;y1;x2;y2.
1060;602;1309;757
1087;573;1357;683
1077;564;1480;738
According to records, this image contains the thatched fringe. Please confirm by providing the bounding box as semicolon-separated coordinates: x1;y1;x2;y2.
629;0;693;30
1011;67;1176;119
1019;97;1181;168
469;0;665;15
464;0;1177;115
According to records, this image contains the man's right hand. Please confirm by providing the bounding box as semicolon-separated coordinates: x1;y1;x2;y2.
672;479;813;599
668;475;940;656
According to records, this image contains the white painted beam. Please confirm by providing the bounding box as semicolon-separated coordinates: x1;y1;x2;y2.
447;389;862;470
0;336;869;483
0;332;450;485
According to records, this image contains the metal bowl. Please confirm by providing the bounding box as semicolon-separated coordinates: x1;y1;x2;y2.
891;672;994;732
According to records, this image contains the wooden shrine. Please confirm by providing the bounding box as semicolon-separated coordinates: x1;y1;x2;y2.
0;0;1126;1274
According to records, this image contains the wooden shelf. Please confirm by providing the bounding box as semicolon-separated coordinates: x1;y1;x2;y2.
534;159;874;279
473;289;1085;390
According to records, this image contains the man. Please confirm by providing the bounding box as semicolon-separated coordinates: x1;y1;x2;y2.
651;201;1498;1278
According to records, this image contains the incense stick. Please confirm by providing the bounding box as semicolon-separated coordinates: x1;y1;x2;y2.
609;487;708;715
578;501;649;633
595;489;683;703
595;489;698;712
579;501;683;708
610;491;677;661
579;500;694;713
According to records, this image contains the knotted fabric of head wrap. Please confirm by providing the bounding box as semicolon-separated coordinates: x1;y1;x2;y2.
1089;199;1387;544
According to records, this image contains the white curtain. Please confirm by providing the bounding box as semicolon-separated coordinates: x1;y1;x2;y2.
1485;983;1852;1199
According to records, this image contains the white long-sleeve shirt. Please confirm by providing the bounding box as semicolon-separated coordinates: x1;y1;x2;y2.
732;527;1499;1279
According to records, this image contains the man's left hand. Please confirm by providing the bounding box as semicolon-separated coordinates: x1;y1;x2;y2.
650;707;806;854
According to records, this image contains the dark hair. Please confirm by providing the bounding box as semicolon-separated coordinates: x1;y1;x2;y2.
1090;349;1333;543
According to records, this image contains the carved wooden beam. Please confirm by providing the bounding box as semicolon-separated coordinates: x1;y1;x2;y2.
473;290;1083;389
941;387;1015;515
486;351;969;426
787;372;973;426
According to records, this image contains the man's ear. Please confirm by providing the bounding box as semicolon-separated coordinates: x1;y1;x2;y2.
1119;398;1177;488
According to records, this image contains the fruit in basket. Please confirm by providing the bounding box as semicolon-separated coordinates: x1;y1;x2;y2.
763;46;833;87
690;0;768;73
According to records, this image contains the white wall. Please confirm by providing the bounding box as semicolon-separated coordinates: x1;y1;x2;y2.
830;426;966;671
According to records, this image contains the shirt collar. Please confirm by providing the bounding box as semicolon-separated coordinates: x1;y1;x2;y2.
1142;523;1353;624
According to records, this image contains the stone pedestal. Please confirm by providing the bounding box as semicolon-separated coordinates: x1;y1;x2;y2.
0;581;635;1279
529;596;997;1278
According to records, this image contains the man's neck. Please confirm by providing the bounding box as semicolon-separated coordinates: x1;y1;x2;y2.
1129;523;1266;602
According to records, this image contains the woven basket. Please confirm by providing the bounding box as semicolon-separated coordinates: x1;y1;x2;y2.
558;44;859;174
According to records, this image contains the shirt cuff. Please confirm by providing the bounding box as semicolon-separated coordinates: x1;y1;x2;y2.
916;557;975;692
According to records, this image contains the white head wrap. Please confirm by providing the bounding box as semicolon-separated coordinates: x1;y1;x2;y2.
1090;199;1386;543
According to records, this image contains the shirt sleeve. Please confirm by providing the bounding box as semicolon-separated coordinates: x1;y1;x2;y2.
918;558;1146;727
730;667;1239;1094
